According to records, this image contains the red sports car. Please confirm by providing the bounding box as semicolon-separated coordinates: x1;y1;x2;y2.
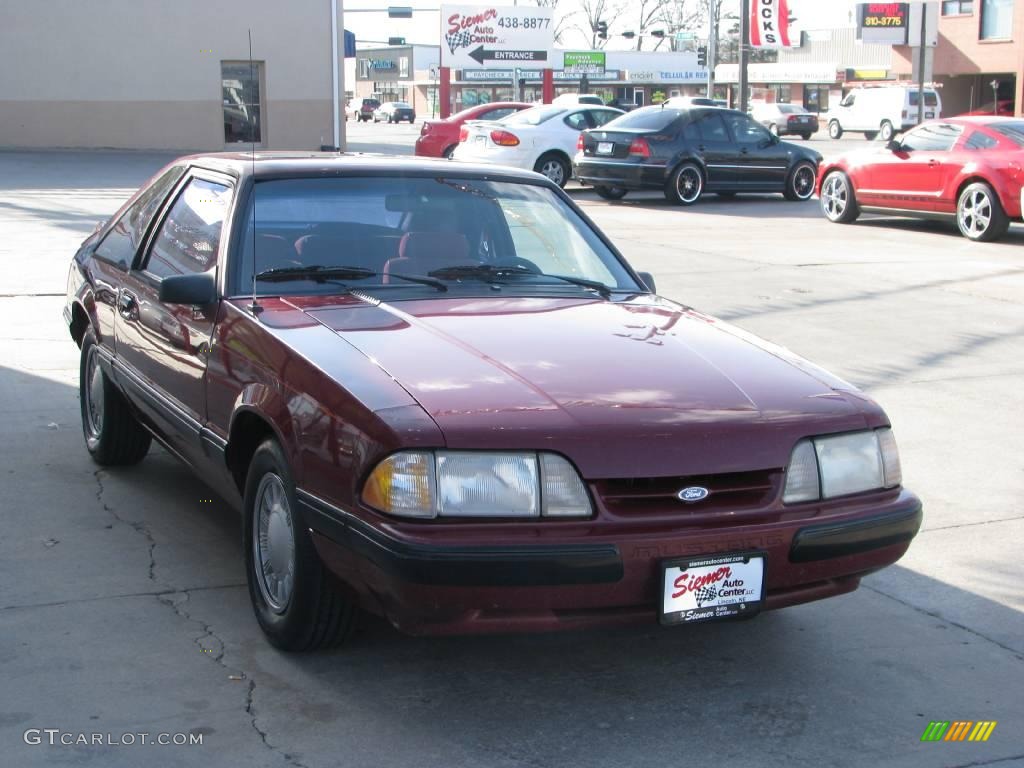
66;153;921;650
818;116;1024;241
415;101;531;158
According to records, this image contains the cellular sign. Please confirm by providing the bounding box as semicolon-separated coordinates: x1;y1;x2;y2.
441;4;554;69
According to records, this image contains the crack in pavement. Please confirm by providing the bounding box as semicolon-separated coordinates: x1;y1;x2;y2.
0;583;246;612
921;514;1024;533
943;754;1024;768
93;468;301;766
862;583;1024;662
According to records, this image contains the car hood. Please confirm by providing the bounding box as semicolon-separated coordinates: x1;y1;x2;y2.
280;294;880;478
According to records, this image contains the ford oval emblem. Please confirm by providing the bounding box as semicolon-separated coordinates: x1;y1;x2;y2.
677;486;710;503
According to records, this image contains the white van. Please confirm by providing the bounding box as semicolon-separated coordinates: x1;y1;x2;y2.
825;85;942;141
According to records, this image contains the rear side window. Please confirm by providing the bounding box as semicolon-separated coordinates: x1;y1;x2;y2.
604;107;681;131
144;178;231;279
94;166;184;269
990;121;1024;147
964;130;999;150
694;111;729;142
900;123;962;152
481;107;517;121
564;112;589;130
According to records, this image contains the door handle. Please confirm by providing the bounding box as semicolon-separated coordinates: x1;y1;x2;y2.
927;159;937;166
117;290;138;319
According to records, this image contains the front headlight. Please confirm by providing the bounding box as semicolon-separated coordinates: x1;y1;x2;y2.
783;428;902;504
362;450;593;519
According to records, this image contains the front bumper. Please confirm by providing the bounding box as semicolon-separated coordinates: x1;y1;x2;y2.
303;488;922;635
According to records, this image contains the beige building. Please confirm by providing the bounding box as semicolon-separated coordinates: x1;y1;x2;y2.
0;0;347;151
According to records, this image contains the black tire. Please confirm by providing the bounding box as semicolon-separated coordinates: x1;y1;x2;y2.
819;170;860;224
79;329;151;466
534;153;571;188
828;120;843;140
768;123;779;136
244;439;356;651
956;181;1010;242
442;144;457;159
594;185;628;200
800;133;812;141
864;131;879;141
784;161;817;201
664;162;704;206
879;120;895;142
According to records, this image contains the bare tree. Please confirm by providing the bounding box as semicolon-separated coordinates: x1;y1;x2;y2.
530;0;574;44
567;0;619;49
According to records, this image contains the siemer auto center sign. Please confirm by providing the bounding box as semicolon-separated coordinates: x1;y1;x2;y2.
442;4;555;69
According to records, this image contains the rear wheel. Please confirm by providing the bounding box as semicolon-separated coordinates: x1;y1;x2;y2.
800;133;812;141
879;120;895;142
244;439;356;651
534;153;570;188
79;330;151;466
828;120;843;140
820;170;860;224
442;144;457;159
768;123;778;136
957;182;1010;242
784;161;817;201
665;163;703;206
594;185;628;200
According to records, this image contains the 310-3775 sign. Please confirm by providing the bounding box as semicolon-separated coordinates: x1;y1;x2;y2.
441;4;554;69
857;2;910;44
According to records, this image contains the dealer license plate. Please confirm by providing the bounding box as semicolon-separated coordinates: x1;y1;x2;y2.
660;552;765;625
475;135;487;146
597;142;614;155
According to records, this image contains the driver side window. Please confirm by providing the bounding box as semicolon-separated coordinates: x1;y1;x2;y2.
143;178;231;279
722;112;770;145
899;123;962;152
841;93;856;107
564;112;588;130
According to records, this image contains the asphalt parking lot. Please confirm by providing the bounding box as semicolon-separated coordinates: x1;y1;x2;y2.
1;142;1022;768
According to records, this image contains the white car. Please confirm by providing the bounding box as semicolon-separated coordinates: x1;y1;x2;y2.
824;85;943;141
452;104;623;187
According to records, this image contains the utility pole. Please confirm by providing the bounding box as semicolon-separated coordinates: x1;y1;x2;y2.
738;0;749;112
706;0;717;99
916;1;927;124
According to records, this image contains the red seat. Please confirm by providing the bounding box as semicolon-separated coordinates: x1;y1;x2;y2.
383;232;473;283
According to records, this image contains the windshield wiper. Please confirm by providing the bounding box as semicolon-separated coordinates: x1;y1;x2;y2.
428;264;613;298
253;264;446;291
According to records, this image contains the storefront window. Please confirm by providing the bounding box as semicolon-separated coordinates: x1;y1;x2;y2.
980;0;1013;38
803;86;829;113
942;0;973;14
221;61;262;144
771;84;792;103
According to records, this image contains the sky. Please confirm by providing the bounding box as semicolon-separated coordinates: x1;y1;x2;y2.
342;0;858;49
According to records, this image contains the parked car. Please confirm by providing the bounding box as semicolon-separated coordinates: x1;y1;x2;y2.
824;85;942;141
663;96;723;109
374;101;416;124
415;101;531;158
350;97;380;122
452;103;623;187
66;152;920;650
574;105;822;204
750;102;819;139
959;100;1014;117
552;93;605;106
818;116;1024;242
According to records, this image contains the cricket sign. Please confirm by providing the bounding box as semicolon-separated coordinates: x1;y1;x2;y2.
442;4;554;69
749;0;792;48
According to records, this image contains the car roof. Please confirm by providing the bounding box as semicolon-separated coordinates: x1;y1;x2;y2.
173;152;557;184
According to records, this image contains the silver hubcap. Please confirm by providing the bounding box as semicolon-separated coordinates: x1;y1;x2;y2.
253;473;295;614
959;190;991;237
821;174;848;220
676;168;701;202
84;346;104;438
793;165;815;199
539;160;565;185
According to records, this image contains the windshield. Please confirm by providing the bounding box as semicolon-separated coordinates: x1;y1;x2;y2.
604;107;682;131
502;106;564;126
393;102;411;109
235;177;638;296
990;121;1024;147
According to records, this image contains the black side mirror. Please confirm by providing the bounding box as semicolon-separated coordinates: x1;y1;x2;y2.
886;139;901;151
159;272;217;305
637;271;657;294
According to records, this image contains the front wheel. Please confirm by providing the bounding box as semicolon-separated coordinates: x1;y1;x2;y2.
879;120;895;142
820;170;860;224
442;144;457;159
664;162;703;206
864;131;879;141
79;330;151;466
594;185;628;200
828;120;843;140
957;182;1010;242
784;161;817;201
244;439;356;651
534;153;570;188
768;123;778;136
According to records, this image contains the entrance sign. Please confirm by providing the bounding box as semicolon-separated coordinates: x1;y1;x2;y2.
441;5;554;69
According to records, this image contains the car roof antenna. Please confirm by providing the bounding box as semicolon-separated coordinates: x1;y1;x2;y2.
247;28;263;316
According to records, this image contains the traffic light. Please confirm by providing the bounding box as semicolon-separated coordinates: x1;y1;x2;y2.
596;21;608;40
697;45;708;67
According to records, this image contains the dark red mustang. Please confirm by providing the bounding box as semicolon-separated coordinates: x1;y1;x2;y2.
65;153;921;650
